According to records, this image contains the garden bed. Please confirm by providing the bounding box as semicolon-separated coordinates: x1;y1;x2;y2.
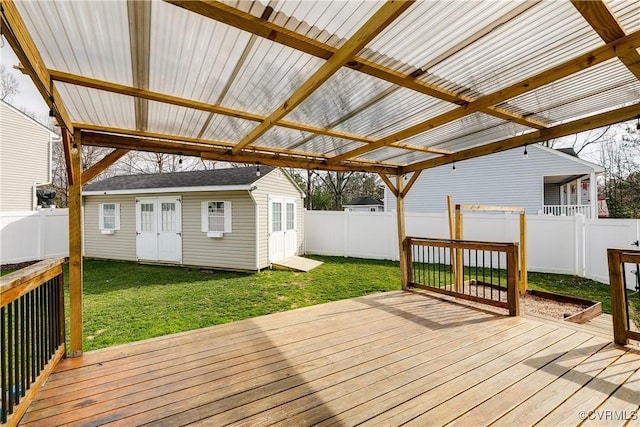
524;289;601;323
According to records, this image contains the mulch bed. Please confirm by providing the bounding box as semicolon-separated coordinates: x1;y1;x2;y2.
0;260;40;272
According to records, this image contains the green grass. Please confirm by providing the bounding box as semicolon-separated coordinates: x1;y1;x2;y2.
25;256;640;352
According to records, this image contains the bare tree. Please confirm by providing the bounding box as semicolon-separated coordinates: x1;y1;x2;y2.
0;65;19;102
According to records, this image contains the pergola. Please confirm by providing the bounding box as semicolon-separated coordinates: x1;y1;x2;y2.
2;0;639;356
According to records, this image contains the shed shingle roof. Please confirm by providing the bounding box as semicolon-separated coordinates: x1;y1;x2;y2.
83;166;274;192
345;197;383;206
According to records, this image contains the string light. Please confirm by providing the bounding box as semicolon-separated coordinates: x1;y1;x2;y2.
71;142;78;155
452;162;456;174
523;143;528;159
256;164;261;177
636;115;640;131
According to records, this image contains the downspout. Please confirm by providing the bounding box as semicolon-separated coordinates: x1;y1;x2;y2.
33;133;59;209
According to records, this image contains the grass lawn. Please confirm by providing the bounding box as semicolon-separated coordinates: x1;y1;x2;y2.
35;256;640;352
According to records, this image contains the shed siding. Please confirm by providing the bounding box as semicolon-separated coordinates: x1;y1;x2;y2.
251;169;305;269
386;145;599;214
0;102;51;211
84;191;257;270
84;195;137;261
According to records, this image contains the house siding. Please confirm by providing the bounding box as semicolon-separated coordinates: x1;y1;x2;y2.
251;169;305;269
544;183;561;205
84;191;257;271
386;145;601;214
0;102;52;211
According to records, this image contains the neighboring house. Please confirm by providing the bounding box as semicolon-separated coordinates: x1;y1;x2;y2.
82;166;305;271
344;197;384;212
0;100;60;211
385;144;604;218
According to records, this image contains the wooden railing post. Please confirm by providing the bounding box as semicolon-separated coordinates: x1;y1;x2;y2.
454;205;463;292
608;249;629;346
405;238;413;287
396;175;409;290
507;243;520;316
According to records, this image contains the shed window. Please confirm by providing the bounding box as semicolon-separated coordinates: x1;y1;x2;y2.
286;203;295;231
201;201;232;235
98;203;120;232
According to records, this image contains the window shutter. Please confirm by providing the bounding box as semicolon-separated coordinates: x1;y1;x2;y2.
114;203;121;230
98;204;104;230
201;201;208;232
224;201;232;233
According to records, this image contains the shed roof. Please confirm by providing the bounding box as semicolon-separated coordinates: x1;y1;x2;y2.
83;166;273;193
344;197;384;206
4;0;640;176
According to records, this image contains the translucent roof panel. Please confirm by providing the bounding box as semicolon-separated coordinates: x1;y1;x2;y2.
401;113;529;151
252;126;313;150
57;84;136;130
226;0;383;46
219;37;324;115
284;68;394;128
433;123;534;153
608;0;640;32
362;1;530;72
333;87;458;139
502;59;639;123
146;102;212;139
201;115;258;144
355;147;429;164
16;1;132;84
295;135;364;157
149;1;253;103
424;2;604;96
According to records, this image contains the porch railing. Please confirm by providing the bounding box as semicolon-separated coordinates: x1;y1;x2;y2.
607;249;640;345
405;237;519;316
0;258;66;426
543;204;591;218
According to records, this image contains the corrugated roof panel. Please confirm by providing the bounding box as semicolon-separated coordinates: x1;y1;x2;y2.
502;59;637;122
220;38;324;115
149;1;253;103
201;115;257;144
295;135;363;157
607;0;640;32
355;147;420;163
333;87;458;139
424;2;603;96
362;1;530;72
375;150;437;166
146;102;211;139
57;84;136;129
284;68;394;128
16;1;132;85
252;126;312;150
433;123;534;153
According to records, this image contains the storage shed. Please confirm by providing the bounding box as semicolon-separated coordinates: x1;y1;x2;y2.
82;166;304;271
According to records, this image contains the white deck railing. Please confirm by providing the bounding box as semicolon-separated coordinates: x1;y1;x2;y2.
543;205;592;218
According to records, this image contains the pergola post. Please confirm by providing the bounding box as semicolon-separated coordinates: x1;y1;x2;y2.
396;175;408;290
69;130;83;357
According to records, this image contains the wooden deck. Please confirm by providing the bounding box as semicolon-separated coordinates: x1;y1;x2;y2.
21;291;640;426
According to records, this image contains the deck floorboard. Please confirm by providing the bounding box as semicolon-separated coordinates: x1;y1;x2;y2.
20;291;640;427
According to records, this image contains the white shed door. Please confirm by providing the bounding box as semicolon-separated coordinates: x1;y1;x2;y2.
269;197;297;263
136;197;182;263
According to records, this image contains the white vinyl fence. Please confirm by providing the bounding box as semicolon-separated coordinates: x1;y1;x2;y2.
305;210;640;287
0;209;69;264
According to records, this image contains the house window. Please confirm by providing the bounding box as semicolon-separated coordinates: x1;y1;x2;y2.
201;201;232;236
286;203;295;231
370;207;377;212
99;203;120;233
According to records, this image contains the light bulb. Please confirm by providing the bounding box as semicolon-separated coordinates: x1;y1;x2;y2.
256;165;261;177
71;142;78;155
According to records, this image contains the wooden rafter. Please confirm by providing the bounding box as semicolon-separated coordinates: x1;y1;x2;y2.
330;27;640;164
572;0;640;81
401;102;640;173
127;0;151;131
81;148;129;184
401;170;422;198
231;1;413;154
0;0;73;133
80;131;399;174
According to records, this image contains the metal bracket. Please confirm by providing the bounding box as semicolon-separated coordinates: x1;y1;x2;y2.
632;240;639;247
69;350;83;358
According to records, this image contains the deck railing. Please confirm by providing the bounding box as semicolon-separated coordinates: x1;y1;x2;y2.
607;249;640;345
405;237;520;316
0;258;66;426
543;204;591;218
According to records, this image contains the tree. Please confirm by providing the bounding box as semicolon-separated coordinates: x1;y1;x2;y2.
0;64;19;102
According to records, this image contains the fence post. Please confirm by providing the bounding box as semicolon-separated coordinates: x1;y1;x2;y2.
507;243;520;316
607;249;629;346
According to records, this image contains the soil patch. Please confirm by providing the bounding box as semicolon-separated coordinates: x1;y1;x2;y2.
0;260;40;272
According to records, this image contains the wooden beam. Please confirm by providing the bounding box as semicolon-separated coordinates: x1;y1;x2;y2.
68;130;83;357
401;102;640;173
572;0;640;81
80;131;399;174
401;170;422;198
127;0;151;131
81;149;129;183
379;173;398;198
0;0;73;133
231;1;413;154
61;129;75;186
607;249;629;346
330;28;640;164
48;69;384;146
166;0;548;130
